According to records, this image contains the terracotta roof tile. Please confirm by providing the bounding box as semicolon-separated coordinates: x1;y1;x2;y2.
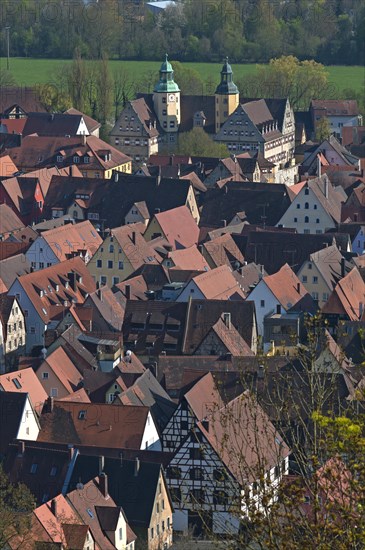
322;267;365;320
40;219;102;262
263;263;312;310
192;265;246;300
40;346;83;394
153;205;199;249
0;367;47;414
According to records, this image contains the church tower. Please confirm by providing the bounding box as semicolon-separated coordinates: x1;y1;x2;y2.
215;57;239;133
153;54;181;135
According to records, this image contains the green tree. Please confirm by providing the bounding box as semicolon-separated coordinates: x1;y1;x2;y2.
0;464;35;548
171;62;204;95
35;83;72;113
316;117;331;142
176;127;228;157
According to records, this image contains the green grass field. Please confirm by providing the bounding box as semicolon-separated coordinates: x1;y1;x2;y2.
1;57;363;96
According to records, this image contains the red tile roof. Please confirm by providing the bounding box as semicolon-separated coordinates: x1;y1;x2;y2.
192;265;246;300
0;204;24;236
0;367;48;414
264;263;311;309
153;205;199;249
40;219;102;262
112;224;160;270
9;256;96;323
167;245;210;271
40;346;83;394
0;154;18;177
322;267;364;321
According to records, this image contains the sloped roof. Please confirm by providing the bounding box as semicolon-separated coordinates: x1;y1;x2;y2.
152;205;199;249
112;223;160;270
40;219;102;261
309;244;351;290
0;154;18;177
197;390;290;484
0;204;24;236
202;232;245;268
311;99;359;116
263;263;313;311
23;112;86;137
9;256;96;323
38;401;150;449
191;265;246;300
206;317;254;357
322;267;364;321
40;347;83;394
85;286;125;331
184;372;223;419
166;246;210;271
65;107;101;133
116;368;176;430
0;367;47;414
0;87;45;115
307;174;344;224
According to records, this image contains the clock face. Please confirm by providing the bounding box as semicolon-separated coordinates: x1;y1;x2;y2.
168;94;175;102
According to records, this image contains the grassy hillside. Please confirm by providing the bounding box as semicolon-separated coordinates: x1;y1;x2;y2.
1;58;363;96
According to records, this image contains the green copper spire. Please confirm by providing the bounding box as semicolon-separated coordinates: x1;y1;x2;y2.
154;54;180;93
215;57;239;95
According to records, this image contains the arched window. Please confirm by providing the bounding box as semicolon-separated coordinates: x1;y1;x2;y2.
304;216;309;223
305;202;309;209
73;210;78;219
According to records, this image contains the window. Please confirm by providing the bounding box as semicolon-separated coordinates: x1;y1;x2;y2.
308;263;312;270
159;482;162;495
305;202;309;209
304;216;309;223
312;292;319;301
312;276;318;284
112;277;120;285
109;244;114;253
150;527;154;539
162;520;165;531
190;489;205;504
30;326;36;334
181;420;188;430
323;292;329;301
294;217;297;222
50;466;57;476
96;260;102;268
213;489;229;505
156;524;160;536
78;410;87;419
190;447;205;460
42;372;49;379
316;218;320;223
213;468;227;482
305;188;309;195
50;388;58;397
108;260;113;269
302;275;308;283
156;502;159;513
189;467;204;480
12;378;22;389
30;463;38;474
304;229;310;234
260;300;265;308
119;527;123;540
296;204;300;209
166;466;181;479
314;204;317;210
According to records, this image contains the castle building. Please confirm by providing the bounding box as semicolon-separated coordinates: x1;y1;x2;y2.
110;56;296;172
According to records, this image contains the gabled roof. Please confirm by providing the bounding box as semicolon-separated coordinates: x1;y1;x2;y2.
308;244;351;290
306;174;344;224
0;87;45;115
189;265;245;300
0;154;18;177
202;232;245;268
152;206;199;250
38;401;150;449
263;263;314;311
197;390;290;484
22;112;87;137
0;204;24;235
70;456;167;527
9;256;96;323
85;286;125;331
39;219;102;261
40;347;83;394
65;108;101;133
112;223;160;270
322;267;364;320
34;494;84;546
204;316;254;357
0;367;47;414
116;369;176;430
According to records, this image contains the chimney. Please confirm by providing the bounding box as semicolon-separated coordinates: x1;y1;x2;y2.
49;396;54;412
82;134;86;146
221;219;227;227
114;171;119;183
222;312;231;329
296;282;301;294
68;444;75;460
97;288;103;301
134;457;140;477
324;177;328;199
69;165;73;177
341;257;346;278
51;498;58;517
99;455;105;473
317;153;321;177
119;451;123;467
125;284;131;300
276;304;281;315
154;208;161;214
18;440;25;456
169;155;174;166
157;167;161;186
99;472;108;498
131;231;136;245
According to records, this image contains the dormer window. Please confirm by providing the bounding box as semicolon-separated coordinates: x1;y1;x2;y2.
57;155;63;162
73;156;79;163
84;156;89;163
